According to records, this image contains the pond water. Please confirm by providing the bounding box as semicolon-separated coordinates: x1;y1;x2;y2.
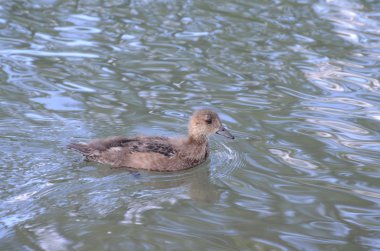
1;0;380;250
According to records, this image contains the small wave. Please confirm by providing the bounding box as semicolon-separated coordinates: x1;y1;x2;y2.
210;140;243;180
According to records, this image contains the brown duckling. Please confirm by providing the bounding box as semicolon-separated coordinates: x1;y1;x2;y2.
68;109;234;171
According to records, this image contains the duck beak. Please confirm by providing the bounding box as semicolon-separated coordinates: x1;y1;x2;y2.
216;127;235;139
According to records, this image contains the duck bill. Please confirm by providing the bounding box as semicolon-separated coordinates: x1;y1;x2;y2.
216;127;235;139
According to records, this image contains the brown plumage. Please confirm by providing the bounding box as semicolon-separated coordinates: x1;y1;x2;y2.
68;109;234;171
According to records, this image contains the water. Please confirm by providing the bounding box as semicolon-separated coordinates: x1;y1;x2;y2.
1;0;380;250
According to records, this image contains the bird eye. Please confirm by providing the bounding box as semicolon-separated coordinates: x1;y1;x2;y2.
205;116;212;124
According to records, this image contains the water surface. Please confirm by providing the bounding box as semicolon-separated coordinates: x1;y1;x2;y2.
1;0;380;250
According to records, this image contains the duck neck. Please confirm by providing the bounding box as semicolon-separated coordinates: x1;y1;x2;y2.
188;133;208;145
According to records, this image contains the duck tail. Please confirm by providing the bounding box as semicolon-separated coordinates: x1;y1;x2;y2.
67;142;92;154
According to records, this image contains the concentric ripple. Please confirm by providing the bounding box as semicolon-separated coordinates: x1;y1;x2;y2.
210;140;243;180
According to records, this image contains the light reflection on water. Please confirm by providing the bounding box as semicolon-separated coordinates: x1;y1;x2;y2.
1;0;380;250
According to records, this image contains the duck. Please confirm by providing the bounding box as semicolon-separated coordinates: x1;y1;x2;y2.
68;109;234;172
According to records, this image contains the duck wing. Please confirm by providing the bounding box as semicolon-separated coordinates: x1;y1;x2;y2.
68;136;177;158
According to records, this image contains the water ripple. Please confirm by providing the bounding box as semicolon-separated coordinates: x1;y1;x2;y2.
0;49;99;58
1;0;380;250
